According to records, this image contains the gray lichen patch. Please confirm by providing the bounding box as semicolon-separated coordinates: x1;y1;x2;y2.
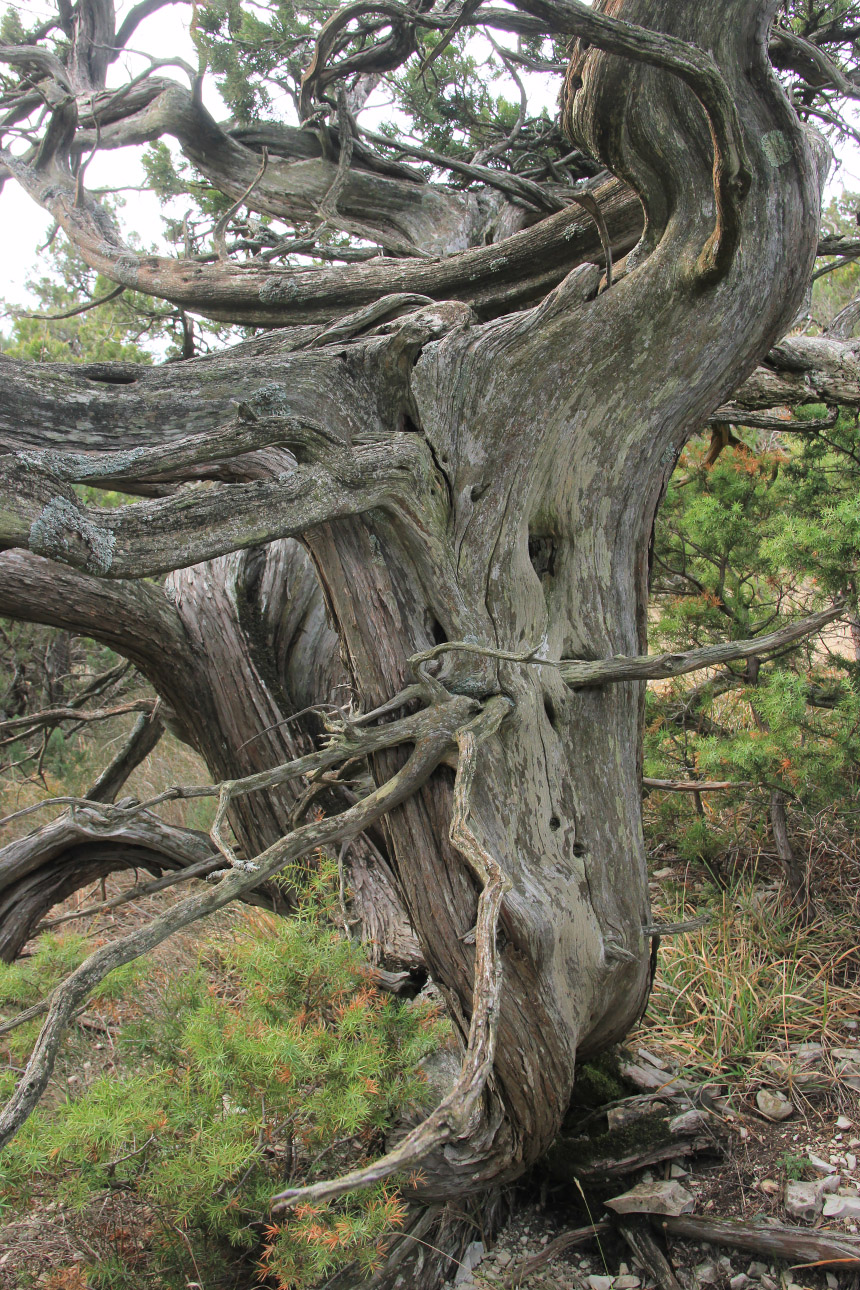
18;448;145;481
29;496;116;574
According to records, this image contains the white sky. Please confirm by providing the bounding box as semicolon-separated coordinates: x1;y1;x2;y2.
2;0;859;312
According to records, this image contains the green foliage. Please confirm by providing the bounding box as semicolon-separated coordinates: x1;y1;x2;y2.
0;235;231;364
646;396;860;878
0;862;448;1288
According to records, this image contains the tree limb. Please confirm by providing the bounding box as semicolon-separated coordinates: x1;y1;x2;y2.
271;695;512;1210
0;697;473;1150
559;604;845;687
1;437;441;578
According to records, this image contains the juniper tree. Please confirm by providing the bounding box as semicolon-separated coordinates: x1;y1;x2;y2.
4;1;860;1283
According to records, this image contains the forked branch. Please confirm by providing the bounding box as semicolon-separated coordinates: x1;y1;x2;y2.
0;696;473;1150
271;695;513;1210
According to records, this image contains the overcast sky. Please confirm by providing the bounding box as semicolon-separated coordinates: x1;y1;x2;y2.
2;0;860;314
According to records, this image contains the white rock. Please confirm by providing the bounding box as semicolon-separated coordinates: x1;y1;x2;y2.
807;1153;837;1173
605;1179;695;1216
827;1274;840;1289
847;1153;858;1171
747;1261;769;1277
784;1176;840;1223
785;1181;820;1223
670;1161;689;1178
614;1277;641;1289
493;1249;511;1268
454;1242;484;1285
756;1089;794;1121
823;1193;860;1220
586;1276;614;1290
730;1276;749;1290
837;1116;853;1130
693;1265;719;1285
669;1109;710;1134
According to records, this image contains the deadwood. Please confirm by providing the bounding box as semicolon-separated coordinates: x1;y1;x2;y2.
0;695;473;1150
0;0;847;1270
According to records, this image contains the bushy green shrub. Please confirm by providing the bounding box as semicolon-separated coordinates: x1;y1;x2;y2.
0;862;448;1288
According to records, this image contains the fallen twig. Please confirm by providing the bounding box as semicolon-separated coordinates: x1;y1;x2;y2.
502;1222;610;1287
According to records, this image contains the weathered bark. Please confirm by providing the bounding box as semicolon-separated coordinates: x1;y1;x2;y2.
0;0;829;1283
0;543;419;965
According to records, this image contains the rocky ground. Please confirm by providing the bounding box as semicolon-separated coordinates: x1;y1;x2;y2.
442;1037;860;1290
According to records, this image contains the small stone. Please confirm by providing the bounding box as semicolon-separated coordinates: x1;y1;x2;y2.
847;1153;857;1171
605;1179;695;1217
454;1241;484;1285
784;1177;840;1223
837;1116;854;1130
759;1178;780;1196
759;1278;778;1290
669;1109;709;1134
670;1161;689;1177
747;1262;769;1277
693;1266;718;1286
756;1089;794;1121
493;1249;511;1268
586;1277;614;1290
614;1278;641;1289
827;1274;839;1289
823;1193;860;1220
807;1153;837;1173
730;1276;749;1290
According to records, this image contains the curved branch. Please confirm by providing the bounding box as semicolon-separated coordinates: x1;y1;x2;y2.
0;145;640;324
0;698;472;1150
1;437;441;578
0;806;214;961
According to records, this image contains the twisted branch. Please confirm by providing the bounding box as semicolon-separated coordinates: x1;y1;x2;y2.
271;694;513;1210
0;696;473;1151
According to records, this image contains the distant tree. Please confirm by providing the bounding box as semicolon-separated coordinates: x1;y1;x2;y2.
3;2;860;1283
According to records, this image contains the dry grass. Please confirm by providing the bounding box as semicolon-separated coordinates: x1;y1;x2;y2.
0;719;215;844
635;850;860;1091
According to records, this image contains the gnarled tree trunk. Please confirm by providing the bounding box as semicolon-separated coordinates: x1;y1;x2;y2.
0;0;825;1284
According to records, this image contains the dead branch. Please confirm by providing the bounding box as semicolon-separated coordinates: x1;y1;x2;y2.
409;604;843;693
657;1214;860;1269
559;603;845;687
0;685;441;833
502;1223;610;1287
642;777;751;793
270;694;513;1210
0;698;154;740
0;695;472;1150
